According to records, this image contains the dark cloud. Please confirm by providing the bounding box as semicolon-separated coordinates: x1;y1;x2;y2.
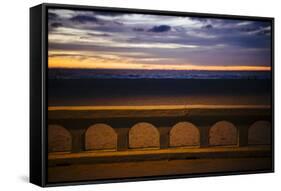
189;17;208;23
113;21;123;25
48;12;58;20
251;21;271;29
148;25;171;32
93;11;126;17
202;24;213;29
256;28;271;36
237;21;271;36
133;27;145;32
86;32;111;37
221;33;271;49
86;24;127;33
49;42;120;52
239;27;258;32
51;22;63;28
48;53;76;58
239;21;270;30
70;15;99;23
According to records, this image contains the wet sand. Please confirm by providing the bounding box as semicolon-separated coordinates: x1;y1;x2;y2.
48;79;271;106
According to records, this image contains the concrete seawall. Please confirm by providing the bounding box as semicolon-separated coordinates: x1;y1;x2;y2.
47;105;272;183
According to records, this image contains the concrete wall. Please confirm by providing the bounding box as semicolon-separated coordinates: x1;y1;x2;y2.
48;120;272;153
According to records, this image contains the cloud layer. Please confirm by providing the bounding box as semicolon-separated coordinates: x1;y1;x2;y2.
48;9;271;70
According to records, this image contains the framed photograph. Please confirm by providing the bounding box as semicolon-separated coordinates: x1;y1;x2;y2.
30;3;274;187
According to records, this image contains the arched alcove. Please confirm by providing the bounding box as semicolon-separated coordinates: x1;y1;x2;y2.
129;122;160;149
48;124;72;152
169;122;200;147
248;121;271;145
209;121;237;146
85;123;117;150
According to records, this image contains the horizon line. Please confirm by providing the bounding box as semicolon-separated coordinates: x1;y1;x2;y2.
48;66;271;72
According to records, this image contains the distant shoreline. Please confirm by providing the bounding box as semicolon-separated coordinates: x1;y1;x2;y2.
48;68;271;80
49;104;271;111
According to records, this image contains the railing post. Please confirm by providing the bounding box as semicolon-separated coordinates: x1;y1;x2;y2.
115;128;130;151
199;125;210;147
69;128;85;153
159;126;170;149
238;124;249;147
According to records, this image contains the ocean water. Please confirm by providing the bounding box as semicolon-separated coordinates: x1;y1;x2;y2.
48;69;271;80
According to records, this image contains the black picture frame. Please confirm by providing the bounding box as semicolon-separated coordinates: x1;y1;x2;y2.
30;3;274;187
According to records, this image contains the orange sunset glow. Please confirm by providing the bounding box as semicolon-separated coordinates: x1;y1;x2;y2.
48;56;271;71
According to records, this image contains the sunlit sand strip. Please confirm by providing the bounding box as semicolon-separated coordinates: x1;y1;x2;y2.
48;105;271;111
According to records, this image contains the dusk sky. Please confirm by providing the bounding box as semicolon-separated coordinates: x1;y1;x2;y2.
48;8;271;71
